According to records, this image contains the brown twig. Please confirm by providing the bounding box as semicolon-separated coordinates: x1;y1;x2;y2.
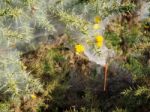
104;63;108;91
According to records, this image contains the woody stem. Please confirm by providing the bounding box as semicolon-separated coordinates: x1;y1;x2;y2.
104;63;108;91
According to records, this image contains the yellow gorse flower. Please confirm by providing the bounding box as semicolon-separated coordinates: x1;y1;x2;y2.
31;94;37;99
95;35;103;42
95;35;104;48
75;44;85;54
96;41;103;48
94;16;101;23
93;24;100;30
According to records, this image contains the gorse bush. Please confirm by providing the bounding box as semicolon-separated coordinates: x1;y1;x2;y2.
0;0;150;111
0;0;48;110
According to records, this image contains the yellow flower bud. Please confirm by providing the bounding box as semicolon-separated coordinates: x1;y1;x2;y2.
95;35;104;48
94;16;101;23
93;24;100;30
96;41;103;48
31;94;37;99
75;44;85;54
95;35;103;42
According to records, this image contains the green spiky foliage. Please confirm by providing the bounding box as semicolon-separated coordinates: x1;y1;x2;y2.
0;0;51;111
120;85;150;112
104;0;150;112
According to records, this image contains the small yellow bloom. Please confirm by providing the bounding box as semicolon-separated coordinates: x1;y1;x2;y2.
75;44;85;54
95;35;104;48
31;94;37;99
95;35;103;42
94;16;101;23
93;24;100;30
96;41;103;48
